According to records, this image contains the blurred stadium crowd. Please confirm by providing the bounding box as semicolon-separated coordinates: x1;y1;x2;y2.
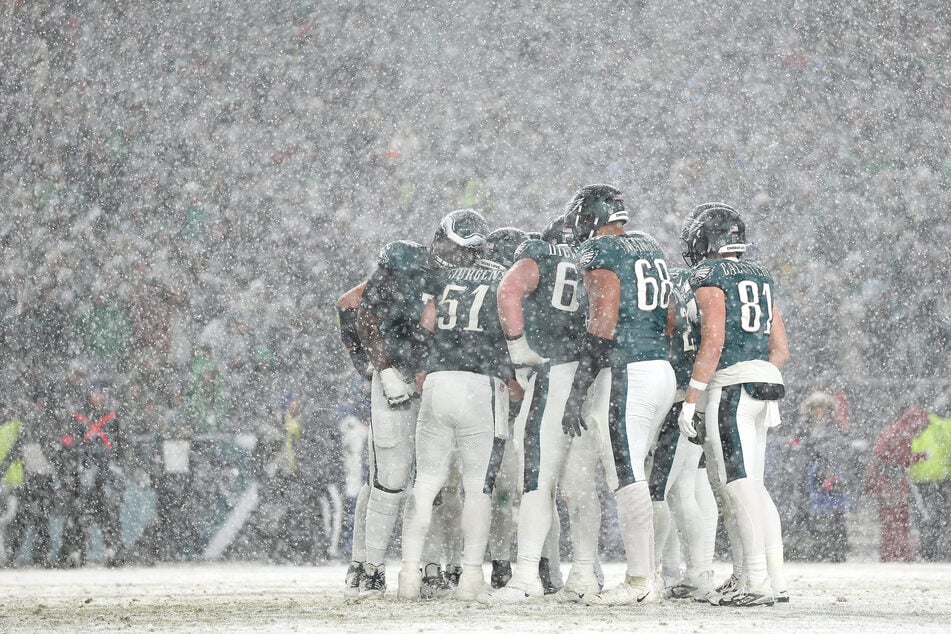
0;1;948;564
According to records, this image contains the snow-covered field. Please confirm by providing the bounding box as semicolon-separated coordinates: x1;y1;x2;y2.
2;560;950;633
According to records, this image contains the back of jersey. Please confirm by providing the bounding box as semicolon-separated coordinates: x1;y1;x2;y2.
577;231;672;365
517;240;586;364
427;262;509;378
689;257;777;369
368;240;438;375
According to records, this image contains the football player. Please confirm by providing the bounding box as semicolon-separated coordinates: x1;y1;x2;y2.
479;212;602;603
351;225;440;598
560;184;677;606
649;267;716;599
678;203;789;607
397;209;516;601
483;226;529;590
335;283;374;597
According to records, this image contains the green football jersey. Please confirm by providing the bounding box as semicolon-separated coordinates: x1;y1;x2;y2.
514;239;586;364
688;257;777;369
427;261;509;378
669;268;698;389
364;240;437;376
576;231;672;365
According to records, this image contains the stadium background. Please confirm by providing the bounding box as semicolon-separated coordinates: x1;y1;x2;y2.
1;1;949;559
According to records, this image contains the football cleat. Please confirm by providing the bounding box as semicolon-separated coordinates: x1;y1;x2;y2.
345;561;364;598
359;563;386;600
443;564;462;588
552;567;601;603
723;578;773;607
421;564;454;599
491;560;513;589
668;570;714;600
775;590;790;603
476;580;544;604
584;576;659;606
703;573;742;606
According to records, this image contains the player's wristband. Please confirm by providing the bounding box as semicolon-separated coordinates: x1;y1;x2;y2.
688;379;708;392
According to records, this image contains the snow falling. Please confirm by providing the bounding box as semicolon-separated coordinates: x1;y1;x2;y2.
1;0;950;630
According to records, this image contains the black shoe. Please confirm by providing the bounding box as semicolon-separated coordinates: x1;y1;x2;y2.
491;560;513;589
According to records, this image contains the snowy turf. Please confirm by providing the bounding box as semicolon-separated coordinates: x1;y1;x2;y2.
2;561;950;632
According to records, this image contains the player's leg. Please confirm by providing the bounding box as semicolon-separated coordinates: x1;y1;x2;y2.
648;404;680;589
345;481;370;596
363;371;418;594
701;391;744;604
587;360;675;606
554;425;603;602
397;373;456;600
718;386;773;606
665;437;711;598
483;362;574;601
488;424;518;588
453;373;505;600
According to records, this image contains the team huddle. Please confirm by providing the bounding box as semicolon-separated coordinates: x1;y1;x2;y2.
335;184;790;608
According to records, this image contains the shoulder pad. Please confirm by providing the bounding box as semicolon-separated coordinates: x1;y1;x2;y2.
514;238;561;262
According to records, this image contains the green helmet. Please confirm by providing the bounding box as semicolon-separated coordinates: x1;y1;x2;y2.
563;184;627;246
681;203;747;266
540;214;568;245
430;208;489;268
485;227;528;268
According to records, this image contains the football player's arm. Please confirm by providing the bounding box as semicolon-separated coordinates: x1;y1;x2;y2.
560;268;618;437
358;266;414;406
498;258;547;371
336;281;371;378
357;268;394;372
685;286;726;405
415;298;437;392
497;258;540;337
768;304;789;368
677;285;724;438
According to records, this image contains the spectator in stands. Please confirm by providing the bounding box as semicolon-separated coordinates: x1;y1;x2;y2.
2;388;58;567
864;406;931;562
798;391;851;562
907;404;951;561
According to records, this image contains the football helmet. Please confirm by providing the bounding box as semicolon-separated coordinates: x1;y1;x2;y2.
681;203;747;266
485;227;528;268
430;208;489;268
563;184;627;246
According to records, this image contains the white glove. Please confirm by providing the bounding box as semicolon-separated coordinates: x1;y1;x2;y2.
514;366;535;391
506;335;548;367
678;401;697;439
379;367;415;407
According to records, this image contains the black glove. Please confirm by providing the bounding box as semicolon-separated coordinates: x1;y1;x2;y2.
562;381;587;437
337;306;372;379
561;332;612;437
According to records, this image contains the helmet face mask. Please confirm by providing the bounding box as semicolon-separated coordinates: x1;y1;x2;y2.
430;209;489;268
681;203;747;266
563;184;627;246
